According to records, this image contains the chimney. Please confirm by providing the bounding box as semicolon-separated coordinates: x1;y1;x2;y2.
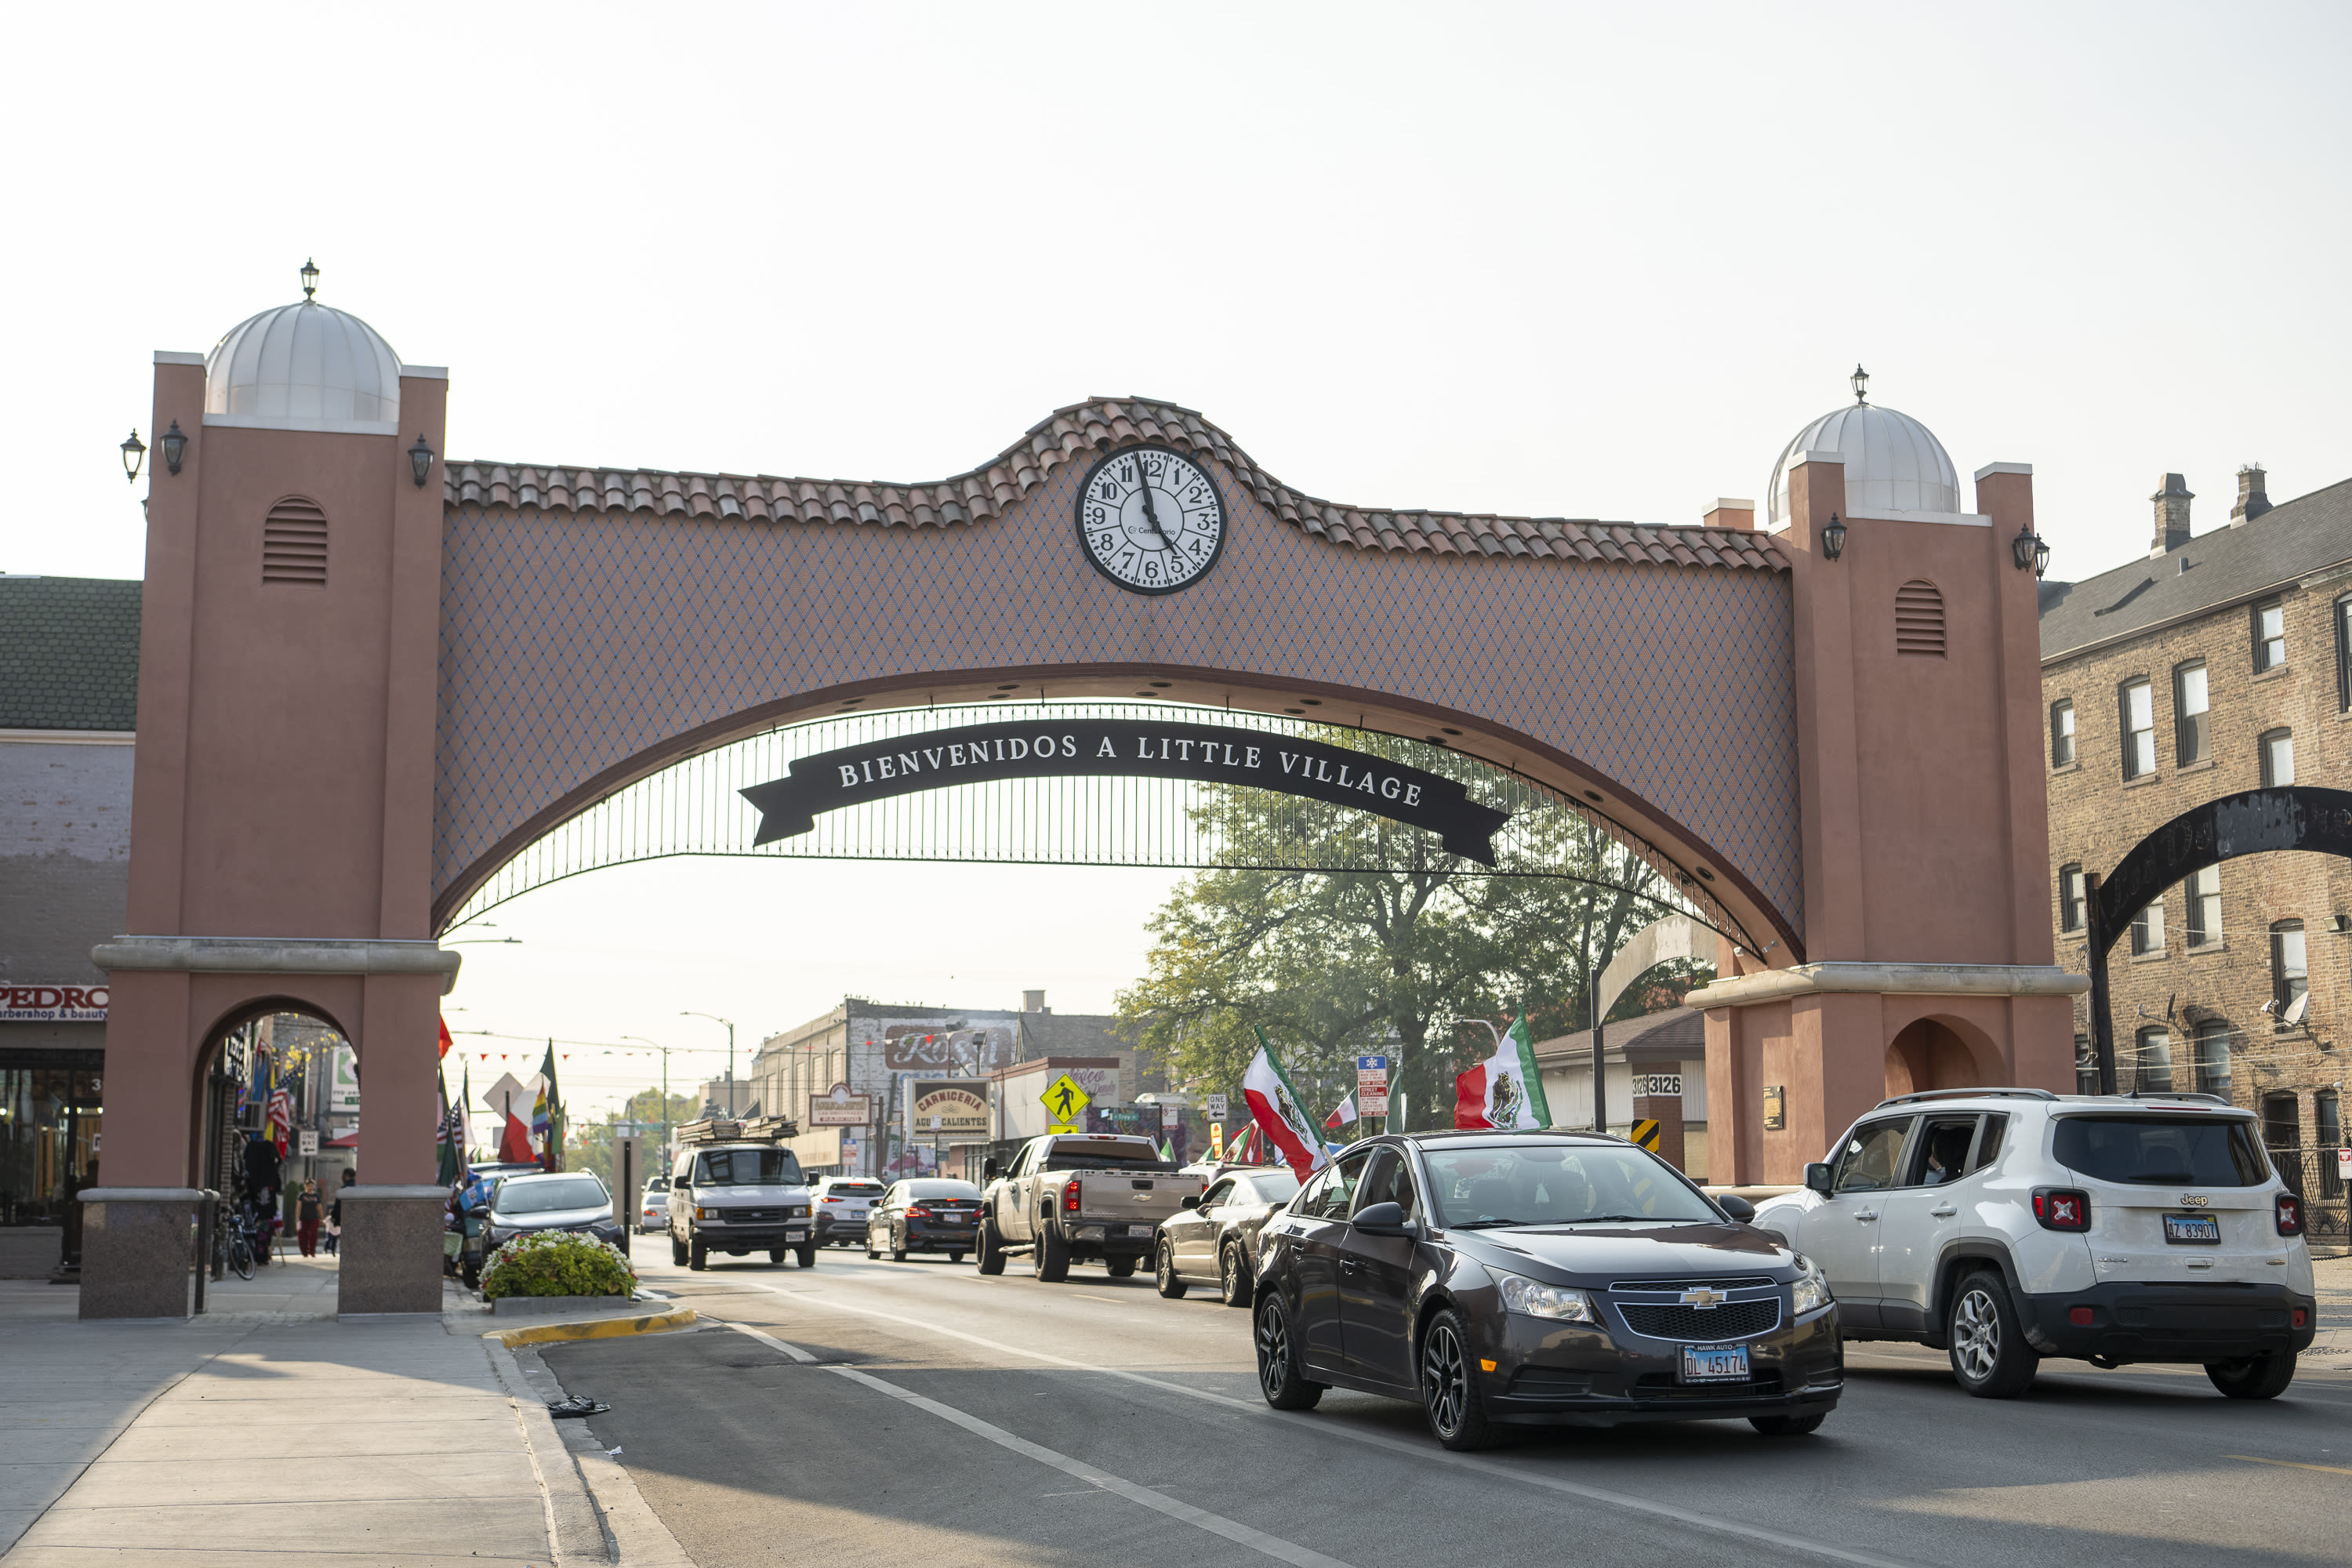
2149;474;2194;557
2232;465;2271;526
1703;499;1756;531
1022;989;1045;1013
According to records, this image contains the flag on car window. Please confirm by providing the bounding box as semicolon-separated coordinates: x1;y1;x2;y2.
1454;1013;1552;1131
1323;1092;1358;1129
1243;1029;1330;1180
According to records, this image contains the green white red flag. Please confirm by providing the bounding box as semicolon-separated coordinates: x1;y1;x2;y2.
1454;1013;1552;1131
1243;1029;1329;1181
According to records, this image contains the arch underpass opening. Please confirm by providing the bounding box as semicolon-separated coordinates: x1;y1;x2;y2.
437;697;1744;953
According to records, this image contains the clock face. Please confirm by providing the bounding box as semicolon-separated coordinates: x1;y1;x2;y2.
1076;444;1226;595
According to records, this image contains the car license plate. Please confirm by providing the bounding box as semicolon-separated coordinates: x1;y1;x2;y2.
1127;1224;1155;1238
2164;1214;2221;1244
1679;1345;1751;1383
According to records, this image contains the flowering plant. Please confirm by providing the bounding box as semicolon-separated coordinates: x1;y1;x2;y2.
479;1229;637;1301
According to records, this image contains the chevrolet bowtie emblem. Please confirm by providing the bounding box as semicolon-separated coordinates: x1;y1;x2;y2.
1680;1288;1728;1308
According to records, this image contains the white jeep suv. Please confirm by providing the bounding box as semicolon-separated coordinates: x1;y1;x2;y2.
1752;1089;2317;1399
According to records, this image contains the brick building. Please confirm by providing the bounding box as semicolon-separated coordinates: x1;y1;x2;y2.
2039;466;2350;1200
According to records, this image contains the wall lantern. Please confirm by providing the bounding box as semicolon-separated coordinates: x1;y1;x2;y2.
408;434;435;488
120;428;146;484
301;257;320;302
1820;511;1847;561
159;419;188;476
2012;521;2051;577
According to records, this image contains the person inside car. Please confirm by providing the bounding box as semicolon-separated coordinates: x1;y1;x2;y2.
1920;1123;1973;1185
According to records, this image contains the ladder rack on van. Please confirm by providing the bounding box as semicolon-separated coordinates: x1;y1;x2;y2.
678;1116;800;1146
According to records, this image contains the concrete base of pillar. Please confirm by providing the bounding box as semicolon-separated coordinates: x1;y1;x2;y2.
336;1185;448;1316
77;1189;203;1319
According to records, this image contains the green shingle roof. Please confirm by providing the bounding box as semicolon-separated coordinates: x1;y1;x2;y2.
0;575;142;731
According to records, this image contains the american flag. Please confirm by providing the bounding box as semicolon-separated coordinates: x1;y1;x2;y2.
267;1084;296;1152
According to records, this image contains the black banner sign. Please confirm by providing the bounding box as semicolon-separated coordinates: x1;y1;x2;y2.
740;718;1512;865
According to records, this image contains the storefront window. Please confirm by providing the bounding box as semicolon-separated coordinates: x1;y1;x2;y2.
1;1058;103;1227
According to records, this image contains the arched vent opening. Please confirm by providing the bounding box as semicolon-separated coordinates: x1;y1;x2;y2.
1895;579;1945;657
263;497;328;586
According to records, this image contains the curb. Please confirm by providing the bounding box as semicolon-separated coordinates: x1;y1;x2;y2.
490;1305;696;1349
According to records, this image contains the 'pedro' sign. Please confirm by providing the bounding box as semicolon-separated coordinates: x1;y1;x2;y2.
741;717;1510;865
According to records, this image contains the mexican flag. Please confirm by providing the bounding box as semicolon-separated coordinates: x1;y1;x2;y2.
1454;1013;1552;1131
1323;1092;1358;1129
1243;1029;1330;1181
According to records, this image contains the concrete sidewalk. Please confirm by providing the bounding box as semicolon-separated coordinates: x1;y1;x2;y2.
0;1258;568;1566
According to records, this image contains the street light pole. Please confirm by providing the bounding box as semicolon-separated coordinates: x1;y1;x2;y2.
681;1012;737;1116
620;1036;677;1159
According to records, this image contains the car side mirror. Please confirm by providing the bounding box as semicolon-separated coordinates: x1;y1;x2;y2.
1715;1194;1756;1224
1352;1201;1410;1236
1804;1163;1834;1196
983;1159;1000;1181
1181;1195;1202;1210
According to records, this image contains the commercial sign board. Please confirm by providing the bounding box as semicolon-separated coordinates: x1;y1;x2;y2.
742;717;1512;865
329;1046;361;1114
810;1083;872;1127
1;985;109;1022
908;1080;990;1140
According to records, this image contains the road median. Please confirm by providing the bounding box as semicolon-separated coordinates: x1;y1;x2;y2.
489;1303;697;1348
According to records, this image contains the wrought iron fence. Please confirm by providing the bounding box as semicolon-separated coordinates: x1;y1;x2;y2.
445;699;1745;946
2275;1145;2350;1256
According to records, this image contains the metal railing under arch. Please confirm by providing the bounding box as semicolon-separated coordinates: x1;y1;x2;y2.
441;699;1749;948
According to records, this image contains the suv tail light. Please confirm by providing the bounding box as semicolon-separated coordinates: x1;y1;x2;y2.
2275;1193;2304;1236
2292;1307;2309;1329
2032;1188;2091;1231
1064;1184;1082;1213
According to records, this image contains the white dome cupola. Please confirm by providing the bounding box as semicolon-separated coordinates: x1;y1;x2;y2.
203;260;403;434
1767;366;1961;526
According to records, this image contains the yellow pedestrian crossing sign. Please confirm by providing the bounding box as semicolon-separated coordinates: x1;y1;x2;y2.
1631;1118;1661;1152
1042;1073;1091;1132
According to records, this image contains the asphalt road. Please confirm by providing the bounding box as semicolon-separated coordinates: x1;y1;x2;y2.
539;1237;2352;1568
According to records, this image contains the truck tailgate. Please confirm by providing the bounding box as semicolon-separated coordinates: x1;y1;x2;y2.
1076;1173;1201;1225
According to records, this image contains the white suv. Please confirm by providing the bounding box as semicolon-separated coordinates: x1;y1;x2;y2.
1753;1089;2317;1400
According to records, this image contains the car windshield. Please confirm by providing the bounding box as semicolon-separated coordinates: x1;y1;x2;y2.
695;1149;804;1185
495;1176;608;1215
2053;1116;2269;1186
1421;1142;1718;1228
902;1180;981;1200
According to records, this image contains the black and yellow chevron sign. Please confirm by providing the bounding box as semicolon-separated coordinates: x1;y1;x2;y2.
1631;1118;1661;1151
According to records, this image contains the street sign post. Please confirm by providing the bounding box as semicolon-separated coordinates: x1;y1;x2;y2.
1205;1093;1227;1119
1042;1073;1091;1133
1355;1055;1388;1118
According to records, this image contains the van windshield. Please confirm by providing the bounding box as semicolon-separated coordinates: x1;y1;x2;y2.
695;1149;804;1185
2053;1116;2268;1186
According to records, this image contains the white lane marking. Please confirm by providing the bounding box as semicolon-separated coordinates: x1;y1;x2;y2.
731;1281;1915;1568
715;1319;1356;1568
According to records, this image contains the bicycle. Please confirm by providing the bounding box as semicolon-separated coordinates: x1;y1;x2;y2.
218;1203;256;1280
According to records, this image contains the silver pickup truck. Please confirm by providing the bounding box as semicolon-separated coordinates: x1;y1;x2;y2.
975;1134;1202;1281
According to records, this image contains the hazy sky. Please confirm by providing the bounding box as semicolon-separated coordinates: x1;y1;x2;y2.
7;4;2347;1118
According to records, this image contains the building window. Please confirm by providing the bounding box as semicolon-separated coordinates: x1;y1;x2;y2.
2254;598;2286;672
2271;920;2308;1015
2172;662;2209;765
2050;700;2075;767
2260;728;2295;787
2130;896;2165;956
2059;864;2085;933
2133;1026;2173;1093
2186;865;2223;947
2337;597;2352;713
2120;679;2155;779
2074;1033;2098;1095
2319;1091;2343;1199
2193;1022;2231;1097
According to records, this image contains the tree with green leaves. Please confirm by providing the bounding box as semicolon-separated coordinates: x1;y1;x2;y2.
565;1088;699;1187
1117;740;1708;1130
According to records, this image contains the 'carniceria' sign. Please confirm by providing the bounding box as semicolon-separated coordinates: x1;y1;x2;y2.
740;718;1511;864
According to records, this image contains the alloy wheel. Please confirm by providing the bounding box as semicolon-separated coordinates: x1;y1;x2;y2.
1952;1287;2001;1382
1423;1323;1468;1436
1256;1306;1290;1399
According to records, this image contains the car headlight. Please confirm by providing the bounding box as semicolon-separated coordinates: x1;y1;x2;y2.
1494;1271;1597;1323
1791;1254;1832;1316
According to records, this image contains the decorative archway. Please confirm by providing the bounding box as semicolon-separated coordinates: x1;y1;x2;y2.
2082;787;2352;1092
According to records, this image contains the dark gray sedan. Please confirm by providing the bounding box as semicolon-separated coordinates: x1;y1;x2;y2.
1154;1166;1301;1305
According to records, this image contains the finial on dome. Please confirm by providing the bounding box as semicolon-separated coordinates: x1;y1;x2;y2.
1850;364;1869;405
300;257;319;302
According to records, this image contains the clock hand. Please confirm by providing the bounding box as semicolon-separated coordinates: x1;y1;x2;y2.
1133;462;1177;550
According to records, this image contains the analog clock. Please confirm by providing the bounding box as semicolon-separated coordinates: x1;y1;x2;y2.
1075;444;1226;594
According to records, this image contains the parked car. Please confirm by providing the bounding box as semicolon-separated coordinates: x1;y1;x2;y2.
976;1134;1201;1280
450;1160;550;1287
869;1179;985;1261
1155;1166;1301;1305
667;1138;815;1269
811;1177;886;1247
481;1172;626;1258
1752;1088;2318;1399
637;1176;670;1233
1251;1131;1835;1451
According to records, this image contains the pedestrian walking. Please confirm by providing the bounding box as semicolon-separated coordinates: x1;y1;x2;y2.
296;1180;322;1257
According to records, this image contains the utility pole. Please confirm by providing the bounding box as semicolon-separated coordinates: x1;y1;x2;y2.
620;1036;678;1160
